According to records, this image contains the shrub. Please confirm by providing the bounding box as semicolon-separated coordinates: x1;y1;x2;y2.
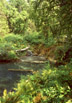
0;34;28;60
4;34;23;44
4;34;27;49
55;46;65;63
0;42;17;60
0;63;72;103
24;32;43;45
44;36;57;47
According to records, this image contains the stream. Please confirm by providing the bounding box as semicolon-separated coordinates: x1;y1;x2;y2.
0;56;46;96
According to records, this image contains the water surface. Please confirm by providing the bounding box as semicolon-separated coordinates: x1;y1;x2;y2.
0;56;46;96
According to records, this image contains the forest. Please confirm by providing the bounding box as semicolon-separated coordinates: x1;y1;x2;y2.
0;0;72;102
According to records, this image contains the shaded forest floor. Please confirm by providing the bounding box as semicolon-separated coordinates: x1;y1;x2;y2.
33;43;60;63
32;42;72;67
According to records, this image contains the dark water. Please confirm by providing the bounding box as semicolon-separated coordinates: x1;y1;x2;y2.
0;56;46;96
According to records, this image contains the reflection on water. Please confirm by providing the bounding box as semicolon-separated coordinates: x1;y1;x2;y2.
0;56;46;96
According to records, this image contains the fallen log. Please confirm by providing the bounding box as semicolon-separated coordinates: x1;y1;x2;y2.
15;46;30;52
21;60;47;64
8;69;33;72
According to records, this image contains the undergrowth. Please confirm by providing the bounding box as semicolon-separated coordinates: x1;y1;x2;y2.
0;34;27;60
0;62;72;103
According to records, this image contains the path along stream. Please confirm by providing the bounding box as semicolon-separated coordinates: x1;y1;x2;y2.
0;56;46;96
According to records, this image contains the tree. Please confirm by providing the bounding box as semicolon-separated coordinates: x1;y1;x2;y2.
31;0;60;41
31;0;72;43
0;0;9;36
5;0;29;34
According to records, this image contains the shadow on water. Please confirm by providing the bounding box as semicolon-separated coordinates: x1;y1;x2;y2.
0;56;46;96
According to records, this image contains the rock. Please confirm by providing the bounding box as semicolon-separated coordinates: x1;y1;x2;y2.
26;50;33;56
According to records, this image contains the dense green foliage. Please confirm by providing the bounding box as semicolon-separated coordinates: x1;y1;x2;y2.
32;0;72;38
0;1;9;36
5;0;29;34
0;63;72;103
0;34;26;60
0;0;72;102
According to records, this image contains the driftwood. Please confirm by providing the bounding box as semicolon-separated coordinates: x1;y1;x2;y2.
8;69;33;72
15;46;30;52
21;60;47;64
